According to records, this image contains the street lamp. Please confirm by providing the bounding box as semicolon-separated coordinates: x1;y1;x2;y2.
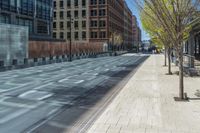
69;14;73;62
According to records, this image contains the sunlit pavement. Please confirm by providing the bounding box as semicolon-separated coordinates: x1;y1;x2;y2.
87;55;200;133
0;54;147;133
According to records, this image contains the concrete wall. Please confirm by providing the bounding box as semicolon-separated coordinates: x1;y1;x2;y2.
0;24;28;66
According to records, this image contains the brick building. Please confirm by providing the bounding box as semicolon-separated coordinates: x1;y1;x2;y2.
53;0;135;50
53;0;89;43
124;1;134;49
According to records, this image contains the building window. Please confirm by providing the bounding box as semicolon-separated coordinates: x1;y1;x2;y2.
54;1;56;9
53;22;56;29
74;21;79;29
60;1;64;8
67;0;71;7
99;0;105;4
75;32;79;40
54;12;57;19
60;22;64;29
91;32;97;38
99;20;106;27
53;32;57;38
74;10;78;18
16;17;33;33
37;21;48;34
82;21;86;28
9;0;15;7
67;21;71;29
90;20;97;27
82;0;86;7
75;0;78;7
99;9;106;16
67;32;71;40
60;32;64;39
67;11;71;18
82;31;86;40
99;31;106;38
91;10;97;16
60;11;64;19
91;0;97;5
82;10;86;18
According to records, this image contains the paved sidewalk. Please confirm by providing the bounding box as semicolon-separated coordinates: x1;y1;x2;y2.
87;55;200;133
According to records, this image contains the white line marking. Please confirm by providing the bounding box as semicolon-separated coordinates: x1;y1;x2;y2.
75;80;84;84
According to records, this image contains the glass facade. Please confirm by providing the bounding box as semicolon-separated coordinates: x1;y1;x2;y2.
0;23;28;66
0;0;53;40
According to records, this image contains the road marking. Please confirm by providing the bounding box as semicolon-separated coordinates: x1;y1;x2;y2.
19;90;53;101
19;90;37;97
37;94;53;101
75;80;84;84
58;78;69;83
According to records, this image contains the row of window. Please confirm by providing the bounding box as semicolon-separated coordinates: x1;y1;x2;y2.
54;0;86;8
54;10;86;19
90;9;106;16
90;20;106;27
91;0;106;5
53;31;106;39
54;9;106;20
0;0;52;20
53;0;106;8
53;21;86;29
53;20;106;29
53;31;87;40
0;14;34;33
0;13;50;35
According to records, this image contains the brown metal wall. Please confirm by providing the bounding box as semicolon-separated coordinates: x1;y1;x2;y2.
29;41;104;58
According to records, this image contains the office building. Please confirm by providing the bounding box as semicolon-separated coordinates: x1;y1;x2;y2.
0;0;53;40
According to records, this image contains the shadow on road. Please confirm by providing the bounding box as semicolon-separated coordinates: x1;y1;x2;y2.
26;56;149;133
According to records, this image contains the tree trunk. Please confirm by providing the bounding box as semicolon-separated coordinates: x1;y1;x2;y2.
167;48;172;74
178;47;184;99
164;48;167;66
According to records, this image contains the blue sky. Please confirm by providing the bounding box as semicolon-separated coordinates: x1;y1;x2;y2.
125;0;150;40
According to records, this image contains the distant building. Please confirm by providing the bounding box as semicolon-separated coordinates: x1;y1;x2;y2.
0;0;53;40
142;40;151;51
53;0;134;50
132;15;141;51
124;1;133;50
88;0;124;44
53;0;89;43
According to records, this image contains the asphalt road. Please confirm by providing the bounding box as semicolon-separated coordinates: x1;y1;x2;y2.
0;53;148;133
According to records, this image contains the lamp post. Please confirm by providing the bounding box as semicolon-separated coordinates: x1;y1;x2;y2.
69;14;73;62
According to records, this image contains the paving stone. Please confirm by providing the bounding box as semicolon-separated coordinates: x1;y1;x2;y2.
87;55;200;133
